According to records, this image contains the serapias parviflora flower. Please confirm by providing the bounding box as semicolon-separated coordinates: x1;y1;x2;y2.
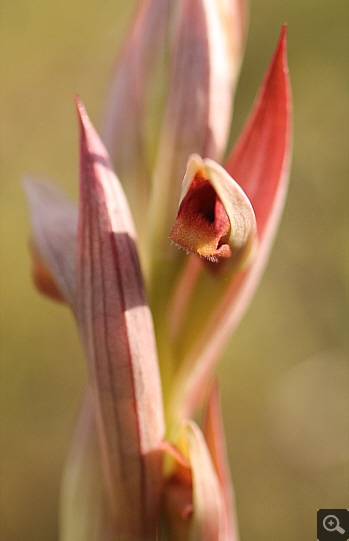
23;0;292;538
170;154;257;267
161;382;238;541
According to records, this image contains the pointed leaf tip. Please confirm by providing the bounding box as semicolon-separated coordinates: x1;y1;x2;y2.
75;96;110;165
74;94;89;123
225;23;292;237
74;94;88;137
74;95;91;132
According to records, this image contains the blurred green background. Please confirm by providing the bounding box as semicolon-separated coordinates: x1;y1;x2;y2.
1;0;348;540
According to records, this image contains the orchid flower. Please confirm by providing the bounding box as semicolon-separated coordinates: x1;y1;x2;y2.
24;0;292;539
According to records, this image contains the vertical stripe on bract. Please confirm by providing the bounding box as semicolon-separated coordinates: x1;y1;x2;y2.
74;98;164;539
171;26;292;419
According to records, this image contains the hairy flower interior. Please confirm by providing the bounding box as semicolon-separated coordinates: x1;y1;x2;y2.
170;174;231;262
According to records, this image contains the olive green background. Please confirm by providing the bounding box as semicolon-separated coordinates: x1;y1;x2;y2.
1;1;348;540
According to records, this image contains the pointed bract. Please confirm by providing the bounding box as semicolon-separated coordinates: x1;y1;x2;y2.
74;97;165;539
202;383;239;541
171;26;292;418
23;178;78;306
225;25;291;237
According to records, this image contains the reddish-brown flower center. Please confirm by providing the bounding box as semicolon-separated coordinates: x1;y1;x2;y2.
170;174;231;261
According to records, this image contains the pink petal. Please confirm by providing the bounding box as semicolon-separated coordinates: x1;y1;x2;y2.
172;25;292;418
74;97;165;539
23;178;78;305
202;382;239;541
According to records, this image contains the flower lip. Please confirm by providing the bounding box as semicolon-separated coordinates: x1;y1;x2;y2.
170;172;232;262
170;154;256;266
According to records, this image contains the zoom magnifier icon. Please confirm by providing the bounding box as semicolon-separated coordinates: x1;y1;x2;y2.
323;515;345;535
